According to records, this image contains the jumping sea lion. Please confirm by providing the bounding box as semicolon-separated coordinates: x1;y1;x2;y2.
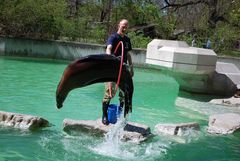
56;54;133;116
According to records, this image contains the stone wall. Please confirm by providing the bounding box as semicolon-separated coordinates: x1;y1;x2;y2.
0;37;147;67
0;36;238;69
218;56;240;69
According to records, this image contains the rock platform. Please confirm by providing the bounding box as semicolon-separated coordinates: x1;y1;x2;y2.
63;118;151;143
209;97;240;107
154;122;200;136
0;111;49;130
207;113;240;134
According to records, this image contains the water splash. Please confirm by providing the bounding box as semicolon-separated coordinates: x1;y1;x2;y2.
90;113;135;159
171;128;200;144
154;125;201;145
89;114;169;160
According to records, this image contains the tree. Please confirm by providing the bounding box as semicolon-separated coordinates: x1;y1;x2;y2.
160;0;239;52
160;0;232;29
0;0;68;39
0;0;238;51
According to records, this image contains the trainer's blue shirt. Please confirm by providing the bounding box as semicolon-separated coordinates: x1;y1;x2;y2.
106;33;132;63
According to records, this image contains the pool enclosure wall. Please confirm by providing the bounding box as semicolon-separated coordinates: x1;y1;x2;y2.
0;36;239;95
0;37;146;67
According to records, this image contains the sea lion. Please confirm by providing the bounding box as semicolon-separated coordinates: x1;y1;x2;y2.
56;54;133;116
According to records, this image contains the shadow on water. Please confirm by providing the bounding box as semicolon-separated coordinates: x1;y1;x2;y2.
149;64;232;103
0;55;70;65
178;90;225;102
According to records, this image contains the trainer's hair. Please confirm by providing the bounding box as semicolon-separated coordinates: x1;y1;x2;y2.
118;19;128;28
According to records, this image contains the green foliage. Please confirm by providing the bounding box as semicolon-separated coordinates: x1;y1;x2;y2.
128;31;151;49
213;24;239;54
0;0;68;39
221;50;240;57
179;34;192;46
229;1;240;27
0;0;239;55
90;25;107;44
156;14;177;39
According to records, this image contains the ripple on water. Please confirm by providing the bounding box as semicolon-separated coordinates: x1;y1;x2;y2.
1;57;240;161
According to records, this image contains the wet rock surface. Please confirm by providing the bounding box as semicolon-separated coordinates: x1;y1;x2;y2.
154;122;200;136
209;97;240;107
63;118;151;143
207;113;240;134
0;111;49;130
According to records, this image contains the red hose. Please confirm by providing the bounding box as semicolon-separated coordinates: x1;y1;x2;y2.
109;41;124;98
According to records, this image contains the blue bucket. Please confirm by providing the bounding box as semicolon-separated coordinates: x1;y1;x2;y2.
107;104;122;124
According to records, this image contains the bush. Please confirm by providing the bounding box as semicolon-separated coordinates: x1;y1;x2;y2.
0;0;68;39
127;31;151;49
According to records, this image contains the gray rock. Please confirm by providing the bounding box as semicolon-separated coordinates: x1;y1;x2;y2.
0;111;49;130
209;97;240;107
63;118;151;143
207;113;240;134
154;122;200;136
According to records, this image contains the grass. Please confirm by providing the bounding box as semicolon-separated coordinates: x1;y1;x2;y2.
219;50;240;57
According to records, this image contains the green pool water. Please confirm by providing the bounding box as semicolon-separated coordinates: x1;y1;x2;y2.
0;56;240;161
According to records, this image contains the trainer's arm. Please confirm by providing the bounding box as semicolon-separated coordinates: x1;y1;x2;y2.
106;44;112;55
